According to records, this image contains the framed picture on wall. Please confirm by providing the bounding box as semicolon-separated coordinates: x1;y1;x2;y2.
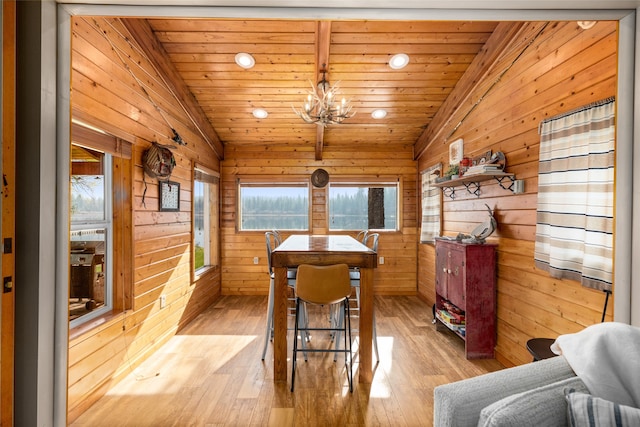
449;138;464;165
159;181;180;212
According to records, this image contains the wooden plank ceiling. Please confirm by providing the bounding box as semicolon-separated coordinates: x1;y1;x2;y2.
125;18;500;158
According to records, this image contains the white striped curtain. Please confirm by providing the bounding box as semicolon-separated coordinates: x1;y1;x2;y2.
420;163;442;243
534;98;615;291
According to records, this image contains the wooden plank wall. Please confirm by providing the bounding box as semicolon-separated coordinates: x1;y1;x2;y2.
417;21;617;367
68;17;221;421
220;143;419;297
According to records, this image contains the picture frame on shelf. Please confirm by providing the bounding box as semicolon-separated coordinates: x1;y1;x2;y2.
449;138;464;165
159;180;180;212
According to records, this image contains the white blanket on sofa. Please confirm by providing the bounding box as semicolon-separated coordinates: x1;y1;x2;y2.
551;322;640;408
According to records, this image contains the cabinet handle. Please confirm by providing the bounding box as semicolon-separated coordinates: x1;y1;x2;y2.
454;267;459;276
443;267;447;273
447;269;452;274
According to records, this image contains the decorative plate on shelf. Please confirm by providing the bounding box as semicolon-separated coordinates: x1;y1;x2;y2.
311;168;330;188
488;151;507;171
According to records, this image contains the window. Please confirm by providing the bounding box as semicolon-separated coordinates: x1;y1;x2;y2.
193;165;220;274
69;123;132;328
238;181;309;231
70;146;112;327
328;181;399;231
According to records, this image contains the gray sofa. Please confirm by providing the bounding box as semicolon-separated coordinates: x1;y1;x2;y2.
433;356;588;426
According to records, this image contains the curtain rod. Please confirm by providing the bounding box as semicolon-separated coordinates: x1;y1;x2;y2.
539;96;615;131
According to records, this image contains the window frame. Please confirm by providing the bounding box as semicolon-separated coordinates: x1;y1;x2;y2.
192;163;220;280
69;150;113;328
69;123;133;330
236;176;311;232
327;176;402;232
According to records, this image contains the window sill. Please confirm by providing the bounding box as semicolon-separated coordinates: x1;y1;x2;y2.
194;264;219;283
69;310;126;342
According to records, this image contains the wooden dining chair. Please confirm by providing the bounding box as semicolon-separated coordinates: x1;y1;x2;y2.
291;263;353;392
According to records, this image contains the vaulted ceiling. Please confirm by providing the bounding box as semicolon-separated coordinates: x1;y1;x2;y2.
119;18;533;160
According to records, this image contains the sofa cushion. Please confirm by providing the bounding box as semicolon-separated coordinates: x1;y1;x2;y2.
566;390;640;427
434;356;577;427
477;376;589;427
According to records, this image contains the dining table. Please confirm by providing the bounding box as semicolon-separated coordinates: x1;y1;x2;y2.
270;234;378;384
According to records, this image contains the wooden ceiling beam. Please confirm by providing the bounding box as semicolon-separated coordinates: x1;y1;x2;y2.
413;21;527;160
120;18;225;160
314;21;332;159
316;20;332;80
315;125;324;160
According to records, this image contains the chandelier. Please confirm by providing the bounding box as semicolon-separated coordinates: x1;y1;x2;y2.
292;69;355;126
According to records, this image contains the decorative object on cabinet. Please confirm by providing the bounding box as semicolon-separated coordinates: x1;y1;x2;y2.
464;204;497;244
434;238;496;358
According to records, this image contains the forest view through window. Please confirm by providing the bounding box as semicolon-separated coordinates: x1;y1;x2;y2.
239;183;309;230
329;183;398;231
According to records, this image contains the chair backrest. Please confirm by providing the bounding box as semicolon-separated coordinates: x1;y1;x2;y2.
356;230;369;243
265;231;280;277
295;264;351;305
271;229;283;245
364;232;379;252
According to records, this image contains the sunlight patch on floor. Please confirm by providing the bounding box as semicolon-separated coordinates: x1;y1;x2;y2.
370;336;393;398
107;334;257;396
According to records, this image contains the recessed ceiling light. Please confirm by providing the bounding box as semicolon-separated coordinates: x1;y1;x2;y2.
371;109;387;119
389;53;409;70
253;108;268;119
235;52;255;69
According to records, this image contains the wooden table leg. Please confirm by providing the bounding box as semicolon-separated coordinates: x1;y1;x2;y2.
358;267;373;383
273;266;288;382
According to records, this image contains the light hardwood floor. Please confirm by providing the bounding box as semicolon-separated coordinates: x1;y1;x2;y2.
70;295;504;426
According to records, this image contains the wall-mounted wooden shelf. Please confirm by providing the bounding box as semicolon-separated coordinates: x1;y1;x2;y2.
432;171;516;199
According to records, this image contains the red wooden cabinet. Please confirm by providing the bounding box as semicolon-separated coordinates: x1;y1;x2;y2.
434;238;496;358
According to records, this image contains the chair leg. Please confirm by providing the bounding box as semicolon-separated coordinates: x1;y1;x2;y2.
261;278;275;361
298;301;308;361
333;306;345;361
373;310;379;363
291;297;353;393
345;299;353;393
291;297;300;392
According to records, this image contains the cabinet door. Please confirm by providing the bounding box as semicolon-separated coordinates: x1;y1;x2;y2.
435;243;448;297
446;247;465;309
